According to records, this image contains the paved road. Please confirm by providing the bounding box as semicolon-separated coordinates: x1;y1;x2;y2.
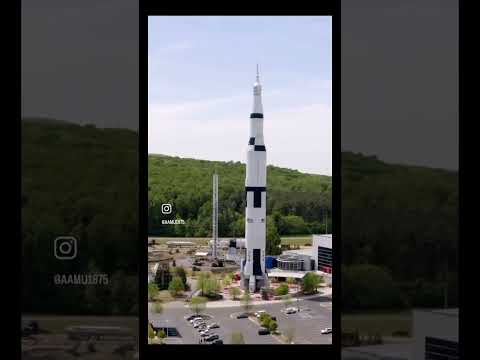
149;295;332;345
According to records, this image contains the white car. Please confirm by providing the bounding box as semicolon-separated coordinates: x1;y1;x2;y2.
321;327;332;334
255;310;267;318
189;317;203;324
285;307;298;314
207;323;220;329
193;322;206;328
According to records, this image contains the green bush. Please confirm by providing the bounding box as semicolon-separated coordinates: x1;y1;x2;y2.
260;313;272;327
275;283;289;296
148;323;155;339
342;265;406;310
168;276;185;297
268;320;278;332
301;272;323;294
148;282;159;301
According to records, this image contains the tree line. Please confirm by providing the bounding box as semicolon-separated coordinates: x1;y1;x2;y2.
148;155;332;245
341;152;458;310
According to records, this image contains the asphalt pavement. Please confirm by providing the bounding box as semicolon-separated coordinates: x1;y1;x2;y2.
148;295;332;345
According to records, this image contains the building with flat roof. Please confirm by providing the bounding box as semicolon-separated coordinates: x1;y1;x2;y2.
313;234;332;274
266;269;308;280
412;308;458;360
342;343;412;360
278;248;313;271
342;308;459;360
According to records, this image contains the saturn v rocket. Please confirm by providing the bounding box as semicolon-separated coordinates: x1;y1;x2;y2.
241;66;269;292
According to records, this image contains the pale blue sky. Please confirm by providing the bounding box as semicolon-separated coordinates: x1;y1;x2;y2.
148;16;332;175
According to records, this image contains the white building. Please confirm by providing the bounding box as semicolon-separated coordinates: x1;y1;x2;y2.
313;234;332;273
342;308;459;360
412;308;458;360
280;248;314;271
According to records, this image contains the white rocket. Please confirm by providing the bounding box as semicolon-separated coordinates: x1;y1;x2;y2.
241;65;268;292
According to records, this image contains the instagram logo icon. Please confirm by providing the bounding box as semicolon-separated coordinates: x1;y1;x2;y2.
161;203;172;214
54;236;77;260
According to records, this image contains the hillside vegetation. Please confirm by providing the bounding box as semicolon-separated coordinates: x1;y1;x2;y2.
22;118;138;314
341;151;458;310
148;154;332;245
21;118;458;313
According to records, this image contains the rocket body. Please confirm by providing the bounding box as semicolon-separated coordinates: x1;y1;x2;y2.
241;69;268;292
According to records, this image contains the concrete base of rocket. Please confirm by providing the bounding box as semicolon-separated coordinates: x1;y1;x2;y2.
240;265;269;293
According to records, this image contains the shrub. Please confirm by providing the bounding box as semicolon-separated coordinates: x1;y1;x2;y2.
148;323;155;339
301;272;323;294
268;320;278;332
275;283;289;296
168;276;185;297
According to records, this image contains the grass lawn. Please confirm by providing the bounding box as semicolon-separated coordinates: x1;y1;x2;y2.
280;235;312;246
148;237;211;246
150;235;315;247
341;310;412;337
156;290;175;302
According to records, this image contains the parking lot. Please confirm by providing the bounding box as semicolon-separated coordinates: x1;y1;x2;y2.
148;295;332;345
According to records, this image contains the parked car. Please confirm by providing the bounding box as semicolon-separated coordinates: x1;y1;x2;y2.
321;327;332;335
200;332;211;337
185;315;199;321
193;322;206;328
285;307;297;314
212;339;223;345
190;317;203;323
207;323;219;329
236;313;248;319
258;328;270;335
22;320;39;337
205;334;220;342
255;310;266;318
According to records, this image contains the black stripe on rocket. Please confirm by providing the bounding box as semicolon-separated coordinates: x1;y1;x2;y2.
248;138;266;151
245;186;266;208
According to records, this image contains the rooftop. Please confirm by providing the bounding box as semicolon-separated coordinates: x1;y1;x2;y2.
194;251;209;256
415;308;459;317
313;234;332;249
283;248;313;257
267;269;307;279
342;343;412;360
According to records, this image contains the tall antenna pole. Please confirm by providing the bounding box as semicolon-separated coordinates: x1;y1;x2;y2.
212;173;219;259
325;213;328;234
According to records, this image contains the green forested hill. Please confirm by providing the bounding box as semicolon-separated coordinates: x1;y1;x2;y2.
148;154;332;239
21;117;458;312
22;118;138;314
341;151;458;309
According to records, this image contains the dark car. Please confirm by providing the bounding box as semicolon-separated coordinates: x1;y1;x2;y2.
270;316;277;321
205;334;220;342
211;339;223;345
236;313;248;319
186;315;200;321
22;320;39;337
258;328;270;335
